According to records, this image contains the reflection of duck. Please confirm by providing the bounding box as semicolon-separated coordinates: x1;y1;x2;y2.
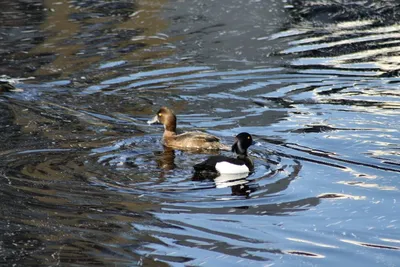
231;182;259;197
154;146;176;171
147;106;229;150
214;173;249;188
192;171;258;197
193;132;255;175
209;173;259;197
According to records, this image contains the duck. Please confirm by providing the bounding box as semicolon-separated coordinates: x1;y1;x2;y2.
193;132;255;174
147;106;229;150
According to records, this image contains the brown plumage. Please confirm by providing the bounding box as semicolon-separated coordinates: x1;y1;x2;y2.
148;107;229;150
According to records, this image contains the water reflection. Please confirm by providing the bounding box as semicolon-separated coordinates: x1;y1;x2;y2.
192;171;257;197
1;0;400;266
0;150;164;266
0;0;174;81
155;146;177;171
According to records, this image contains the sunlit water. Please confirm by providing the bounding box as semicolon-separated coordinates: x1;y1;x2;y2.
1;1;399;266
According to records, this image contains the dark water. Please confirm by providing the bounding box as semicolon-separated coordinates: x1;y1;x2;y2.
1;0;400;266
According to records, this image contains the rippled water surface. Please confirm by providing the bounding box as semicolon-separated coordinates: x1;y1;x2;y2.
1;0;400;266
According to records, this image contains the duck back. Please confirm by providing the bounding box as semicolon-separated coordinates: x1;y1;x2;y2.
164;131;228;150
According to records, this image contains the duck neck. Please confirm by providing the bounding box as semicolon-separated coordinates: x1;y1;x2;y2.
163;119;176;138
164;115;177;133
163;130;176;138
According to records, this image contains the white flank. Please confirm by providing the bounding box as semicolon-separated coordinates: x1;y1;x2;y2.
215;161;249;174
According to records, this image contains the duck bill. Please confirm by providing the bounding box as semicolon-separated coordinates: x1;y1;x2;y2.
147;115;159;125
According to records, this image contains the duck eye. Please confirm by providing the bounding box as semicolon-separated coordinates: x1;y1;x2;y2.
247;136;251;139
158;113;162;116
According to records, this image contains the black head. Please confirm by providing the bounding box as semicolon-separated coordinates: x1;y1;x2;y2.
231;132;254;155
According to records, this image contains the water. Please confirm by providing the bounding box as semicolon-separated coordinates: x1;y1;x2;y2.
1;0;399;266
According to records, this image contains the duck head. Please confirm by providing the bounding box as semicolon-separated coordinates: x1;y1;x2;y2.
231;132;254;156
147;107;177;132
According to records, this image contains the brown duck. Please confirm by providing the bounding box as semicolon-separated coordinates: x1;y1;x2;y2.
148;107;229;150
